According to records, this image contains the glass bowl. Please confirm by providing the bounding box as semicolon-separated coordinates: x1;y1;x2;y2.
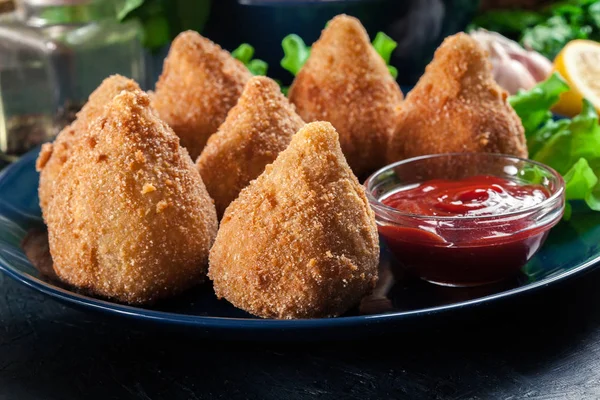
364;153;565;287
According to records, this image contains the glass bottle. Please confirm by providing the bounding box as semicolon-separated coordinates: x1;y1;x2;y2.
0;0;145;162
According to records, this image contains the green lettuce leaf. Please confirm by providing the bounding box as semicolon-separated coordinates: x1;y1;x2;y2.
247;59;268;76
372;32;399;79
280;30;398;79
508;72;570;137
534;100;600;175
527;118;570;156
534;99;600;217
232;43;268;76
231;43;253;64
280;34;311;76
510;73;600;218
562;158;600;220
372;32;396;64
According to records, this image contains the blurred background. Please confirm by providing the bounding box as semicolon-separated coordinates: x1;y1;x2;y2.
0;0;596;161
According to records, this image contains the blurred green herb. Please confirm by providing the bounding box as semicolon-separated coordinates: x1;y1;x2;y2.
470;0;600;60
469;10;544;37
280;28;399;79
118;0;211;51
40;1;117;24
522;15;591;59
117;0;144;21
509;72;600;218
232;43;269;76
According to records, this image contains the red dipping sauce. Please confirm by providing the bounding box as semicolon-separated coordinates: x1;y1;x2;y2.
382;175;549;218
376;175;562;286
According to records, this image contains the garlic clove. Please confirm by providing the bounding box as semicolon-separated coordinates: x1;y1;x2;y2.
495;59;538;95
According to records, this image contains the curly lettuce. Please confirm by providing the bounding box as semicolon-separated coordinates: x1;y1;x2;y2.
508;72;570;136
509;73;600;219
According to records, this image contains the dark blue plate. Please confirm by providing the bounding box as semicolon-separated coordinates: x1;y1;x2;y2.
1;148;600;339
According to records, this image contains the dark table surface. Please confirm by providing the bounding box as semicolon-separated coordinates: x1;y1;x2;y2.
2;262;600;400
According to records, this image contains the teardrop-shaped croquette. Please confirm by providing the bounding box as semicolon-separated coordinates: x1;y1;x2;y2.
152;30;252;159
36;75;141;216
209;121;379;319
197;76;305;217
387;33;527;164
46;90;218;305
288;14;403;178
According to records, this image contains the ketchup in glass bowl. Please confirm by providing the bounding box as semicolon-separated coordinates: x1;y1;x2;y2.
364;153;565;287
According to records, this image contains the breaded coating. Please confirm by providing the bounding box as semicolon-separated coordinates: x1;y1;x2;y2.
45;90;218;305
387;33;527;164
197;76;305;217
209;121;379;319
36;75;141;215
288;14;404;178
152;30;252;159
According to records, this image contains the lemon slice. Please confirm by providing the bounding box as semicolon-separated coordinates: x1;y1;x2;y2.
553;40;600;117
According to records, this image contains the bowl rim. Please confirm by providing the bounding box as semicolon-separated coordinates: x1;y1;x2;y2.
364;152;566;222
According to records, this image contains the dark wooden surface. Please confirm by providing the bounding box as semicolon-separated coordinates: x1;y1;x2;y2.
2;264;600;400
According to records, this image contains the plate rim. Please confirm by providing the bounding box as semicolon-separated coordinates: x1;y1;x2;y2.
1;149;599;330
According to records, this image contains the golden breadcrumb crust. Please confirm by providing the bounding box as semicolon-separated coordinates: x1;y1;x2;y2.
288;14;404;178
36;75;141;215
209;121;379;319
197;76;305;217
46;90;218;304
152;30;252;159
387;33;527;164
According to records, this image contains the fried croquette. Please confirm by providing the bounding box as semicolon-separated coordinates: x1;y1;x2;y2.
208;121;379;319
45;90;218;305
196;76;305;217
36;75;141;215
288;14;404;178
387;33;527;164
152;30;252;159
